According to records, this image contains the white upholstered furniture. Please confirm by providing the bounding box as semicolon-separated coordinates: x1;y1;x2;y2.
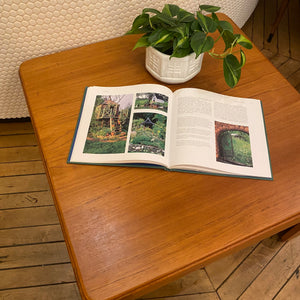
1;0;258;118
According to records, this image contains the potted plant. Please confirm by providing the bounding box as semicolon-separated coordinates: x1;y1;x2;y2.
126;4;253;87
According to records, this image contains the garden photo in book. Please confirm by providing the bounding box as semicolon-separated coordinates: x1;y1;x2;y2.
83;94;133;154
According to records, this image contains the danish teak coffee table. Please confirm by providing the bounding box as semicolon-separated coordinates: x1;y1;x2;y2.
19;14;300;300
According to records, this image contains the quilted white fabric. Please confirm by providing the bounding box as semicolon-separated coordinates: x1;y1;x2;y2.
1;0;258;118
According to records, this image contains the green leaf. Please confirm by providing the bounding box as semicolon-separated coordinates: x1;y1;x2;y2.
211;12;219;22
155;13;177;26
153;33;172;46
173;36;189;50
142;8;160;15
178;9;196;23
154;42;173;54
171;47;192;58
197;12;217;33
162;4;180;17
191;31;206;55
236;34;253;49
168;24;187;37
132;35;150;50
199;36;214;55
199;5;221;13
191;31;214;57
240;49;246;68
221;30;235;50
148;29;172;46
223;54;242;88
218;20;233;33
205;16;218;32
196;12;207;30
126;14;149;34
191;19;201;31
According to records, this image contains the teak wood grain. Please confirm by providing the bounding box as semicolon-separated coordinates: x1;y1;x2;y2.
19;14;300;300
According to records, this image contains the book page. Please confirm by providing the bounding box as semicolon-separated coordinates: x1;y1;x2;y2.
68;84;174;167
170;88;272;178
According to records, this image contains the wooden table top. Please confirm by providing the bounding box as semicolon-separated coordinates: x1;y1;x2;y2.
19;14;300;300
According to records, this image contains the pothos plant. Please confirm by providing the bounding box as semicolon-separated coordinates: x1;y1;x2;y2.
126;4;253;88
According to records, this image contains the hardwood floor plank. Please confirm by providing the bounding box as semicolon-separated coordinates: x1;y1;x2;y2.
140;269;214;299
0;242;70;270
252;0;265;50
0;174;49;194
278;58;300;78
205;244;257;289
269;53;290;68
139;293;219;300
287;67;300;91
0;283;81;300
0;191;52;209
0;122;33;135
289;0;300;60
0;225;64;247
0;134;37;147
241;14;253;40
0;206;59;229
264;0;279;53
274;266;300;299
0;263;76;290
277;0;290;57
260;48;275;60
217;235;284;300
239;234;300;299
0;161;45;177
0;146;41;163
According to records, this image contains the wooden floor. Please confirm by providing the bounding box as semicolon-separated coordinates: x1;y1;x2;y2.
1;1;299;299
242;0;300;93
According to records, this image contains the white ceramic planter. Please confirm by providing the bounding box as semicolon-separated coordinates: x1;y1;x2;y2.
145;46;204;84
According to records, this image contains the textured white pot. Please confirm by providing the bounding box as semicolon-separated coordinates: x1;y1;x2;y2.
145;46;204;84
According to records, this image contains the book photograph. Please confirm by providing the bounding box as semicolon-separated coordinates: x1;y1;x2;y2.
135;92;169;112
215;121;253;168
129;112;167;156
83;93;133;154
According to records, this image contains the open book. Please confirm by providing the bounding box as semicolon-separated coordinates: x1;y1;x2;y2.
68;84;272;180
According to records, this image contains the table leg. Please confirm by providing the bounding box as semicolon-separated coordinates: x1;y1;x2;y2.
267;0;290;43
